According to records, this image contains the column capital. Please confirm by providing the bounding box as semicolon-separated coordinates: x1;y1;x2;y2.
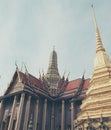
36;99;39;104
28;95;31;100
62;100;65;104
21;93;25;98
45;99;47;103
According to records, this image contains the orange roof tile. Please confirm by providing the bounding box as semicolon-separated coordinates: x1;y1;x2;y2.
83;79;90;89
65;79;81;90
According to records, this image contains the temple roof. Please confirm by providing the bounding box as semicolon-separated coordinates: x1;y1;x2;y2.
3;69;89;100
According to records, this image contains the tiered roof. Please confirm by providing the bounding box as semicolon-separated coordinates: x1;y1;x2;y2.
2;68;89;100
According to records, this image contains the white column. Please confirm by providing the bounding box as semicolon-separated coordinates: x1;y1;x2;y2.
42;99;47;130
61;100;65;130
33;99;39;130
23;95;31;130
15;93;25;130
71;102;74;130
51;103;54;130
8;95;17;130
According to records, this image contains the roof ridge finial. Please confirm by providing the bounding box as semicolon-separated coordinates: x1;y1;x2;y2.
15;61;21;82
39;68;41;79
82;69;86;79
24;63;29;76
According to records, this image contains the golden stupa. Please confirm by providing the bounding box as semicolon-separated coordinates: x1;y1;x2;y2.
74;7;111;129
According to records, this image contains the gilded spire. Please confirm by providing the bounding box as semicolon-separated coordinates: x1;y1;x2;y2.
45;47;60;88
46;47;60;79
76;6;111;123
92;5;105;53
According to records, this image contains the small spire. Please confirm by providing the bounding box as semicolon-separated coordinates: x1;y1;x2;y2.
39;69;41;79
92;5;105;53
82;69;85;79
42;69;44;75
15;62;21;82
24;63;29;76
66;72;70;81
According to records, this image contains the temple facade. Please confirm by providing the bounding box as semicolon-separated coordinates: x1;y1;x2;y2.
74;7;111;129
0;47;89;130
0;7;111;130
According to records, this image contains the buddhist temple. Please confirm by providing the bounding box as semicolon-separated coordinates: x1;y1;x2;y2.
74;7;111;129
0;47;89;130
0;5;111;130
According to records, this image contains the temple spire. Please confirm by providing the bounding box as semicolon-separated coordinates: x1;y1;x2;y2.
75;6;111;123
45;47;60;89
92;5;105;53
46;47;60;79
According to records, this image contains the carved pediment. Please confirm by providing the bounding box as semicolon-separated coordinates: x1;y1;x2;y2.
8;82;24;94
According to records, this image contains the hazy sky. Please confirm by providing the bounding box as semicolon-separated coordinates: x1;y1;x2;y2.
0;0;111;95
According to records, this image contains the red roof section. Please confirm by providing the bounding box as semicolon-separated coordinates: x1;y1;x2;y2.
83;79;90;89
65;79;81;90
20;72;42;88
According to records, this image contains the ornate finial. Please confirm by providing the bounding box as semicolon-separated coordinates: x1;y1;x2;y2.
82;69;86;79
67;72;70;78
42;69;44;76
24;63;29;76
15;61;18;69
15;61;21;82
21;62;24;71
66;72;70;81
39;69;41;79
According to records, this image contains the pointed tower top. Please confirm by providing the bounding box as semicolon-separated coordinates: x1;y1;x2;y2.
45;48;60;88
76;7;111;122
92;5;105;53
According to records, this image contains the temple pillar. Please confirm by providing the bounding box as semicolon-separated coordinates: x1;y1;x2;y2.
61;100;65;130
15;93;25;130
71;102;74;130
42;99;47;130
23;95;31;130
51;102;54;130
33;99;39;130
8;95;17;130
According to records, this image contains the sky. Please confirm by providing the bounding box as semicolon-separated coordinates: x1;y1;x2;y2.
0;0;111;95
